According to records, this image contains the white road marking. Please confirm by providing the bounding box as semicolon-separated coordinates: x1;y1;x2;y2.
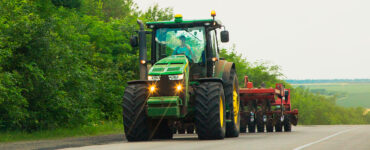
293;127;356;150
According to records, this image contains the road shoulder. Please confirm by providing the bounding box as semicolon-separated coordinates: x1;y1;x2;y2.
0;134;124;150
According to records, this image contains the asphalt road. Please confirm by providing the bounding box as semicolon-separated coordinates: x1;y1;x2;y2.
60;125;369;150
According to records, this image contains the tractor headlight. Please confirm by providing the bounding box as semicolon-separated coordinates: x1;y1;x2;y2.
175;83;183;92
169;74;184;80
148;75;160;81
149;84;156;93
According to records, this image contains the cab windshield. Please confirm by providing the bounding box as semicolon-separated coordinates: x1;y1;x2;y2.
155;27;206;63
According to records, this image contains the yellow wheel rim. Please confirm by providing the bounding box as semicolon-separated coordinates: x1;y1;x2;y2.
233;84;239;124
220;96;224;127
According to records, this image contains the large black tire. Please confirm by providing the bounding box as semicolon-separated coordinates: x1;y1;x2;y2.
266;117;274;132
152;119;173;139
224;71;240;137
256;114;264;133
248;121;256;133
240;121;247;133
122;84;151;141
195;82;226;140
284;116;292;132
275;117;283;132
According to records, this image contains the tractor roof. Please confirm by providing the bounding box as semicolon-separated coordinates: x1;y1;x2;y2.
146;18;223;29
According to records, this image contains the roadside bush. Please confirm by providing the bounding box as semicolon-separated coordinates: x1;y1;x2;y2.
0;0;172;131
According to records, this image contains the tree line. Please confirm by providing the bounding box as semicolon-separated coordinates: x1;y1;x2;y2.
287;79;370;84
0;0;172;131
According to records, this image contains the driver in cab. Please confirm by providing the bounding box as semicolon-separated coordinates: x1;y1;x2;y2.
172;35;195;62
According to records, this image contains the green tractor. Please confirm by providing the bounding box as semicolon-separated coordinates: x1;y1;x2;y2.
123;12;240;141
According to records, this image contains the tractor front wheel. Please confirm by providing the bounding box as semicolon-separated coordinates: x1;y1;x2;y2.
122;83;151;141
195;82;226;140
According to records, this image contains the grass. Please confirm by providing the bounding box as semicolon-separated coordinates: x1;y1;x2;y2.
293;82;370;108
0;121;123;143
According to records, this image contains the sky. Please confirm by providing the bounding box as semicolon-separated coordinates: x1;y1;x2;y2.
133;0;370;79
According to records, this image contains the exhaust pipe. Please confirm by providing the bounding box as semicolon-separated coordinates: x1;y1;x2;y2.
137;20;147;80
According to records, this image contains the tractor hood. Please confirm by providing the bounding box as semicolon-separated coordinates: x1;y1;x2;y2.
148;55;188;75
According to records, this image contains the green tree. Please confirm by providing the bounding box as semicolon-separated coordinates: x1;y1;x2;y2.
0;0;174;131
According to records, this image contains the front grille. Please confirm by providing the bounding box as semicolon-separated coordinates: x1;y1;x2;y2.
151;75;184;97
158;75;175;96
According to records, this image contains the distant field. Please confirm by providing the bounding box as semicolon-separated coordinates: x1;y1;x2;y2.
292;82;370;108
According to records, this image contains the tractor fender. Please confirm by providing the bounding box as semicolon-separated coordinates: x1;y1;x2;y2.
215;60;236;83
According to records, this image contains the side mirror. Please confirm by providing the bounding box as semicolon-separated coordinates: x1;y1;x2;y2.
130;35;138;47
220;30;229;43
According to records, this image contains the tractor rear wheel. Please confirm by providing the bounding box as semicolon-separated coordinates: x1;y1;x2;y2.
195;82;226;140
225;71;240;137
122;83;151;141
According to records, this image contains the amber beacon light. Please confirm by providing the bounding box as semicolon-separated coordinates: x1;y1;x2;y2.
211;10;216;17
